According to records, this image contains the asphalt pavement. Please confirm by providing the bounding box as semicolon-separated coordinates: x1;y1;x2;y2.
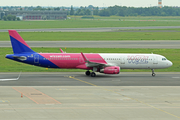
0;72;180;86
1;40;180;48
1;26;180;32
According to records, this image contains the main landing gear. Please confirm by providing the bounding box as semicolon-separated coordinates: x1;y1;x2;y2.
151;69;156;77
85;71;91;76
85;71;96;77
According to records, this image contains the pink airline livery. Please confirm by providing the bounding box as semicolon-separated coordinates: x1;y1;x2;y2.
6;30;173;77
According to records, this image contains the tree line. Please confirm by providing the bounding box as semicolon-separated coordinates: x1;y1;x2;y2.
2;15;20;21
70;5;180;16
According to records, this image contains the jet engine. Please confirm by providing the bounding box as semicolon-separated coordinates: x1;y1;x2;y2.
100;66;120;74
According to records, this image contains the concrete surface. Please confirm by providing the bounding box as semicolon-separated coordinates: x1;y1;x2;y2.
0;72;180;120
1;26;180;32
1;40;180;48
0;72;180;86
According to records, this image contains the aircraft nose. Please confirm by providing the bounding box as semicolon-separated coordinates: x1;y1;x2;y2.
168;60;173;67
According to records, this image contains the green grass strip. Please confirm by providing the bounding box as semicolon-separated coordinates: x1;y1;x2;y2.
0;20;180;29
1;32;180;41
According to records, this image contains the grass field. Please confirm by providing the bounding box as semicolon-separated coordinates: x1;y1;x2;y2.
1;48;179;72
1;32;180;41
82;16;180;21
0;18;180;29
1;16;179;73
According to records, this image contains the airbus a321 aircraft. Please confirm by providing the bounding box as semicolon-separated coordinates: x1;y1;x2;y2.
6;30;173;77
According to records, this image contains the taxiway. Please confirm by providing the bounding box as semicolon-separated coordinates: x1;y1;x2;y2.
0;72;180;86
1;26;180;32
1;40;180;48
0;72;180;120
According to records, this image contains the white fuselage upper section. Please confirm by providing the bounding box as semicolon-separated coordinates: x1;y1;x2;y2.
99;53;172;69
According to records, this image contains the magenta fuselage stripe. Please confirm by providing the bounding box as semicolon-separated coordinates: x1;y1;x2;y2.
39;53;107;69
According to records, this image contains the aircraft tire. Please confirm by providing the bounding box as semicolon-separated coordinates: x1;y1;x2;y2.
152;73;156;77
91;72;96;77
85;71;91;76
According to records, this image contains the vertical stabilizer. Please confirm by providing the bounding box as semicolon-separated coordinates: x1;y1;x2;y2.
8;30;35;54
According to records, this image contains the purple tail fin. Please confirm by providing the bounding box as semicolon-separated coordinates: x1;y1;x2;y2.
8;30;35;54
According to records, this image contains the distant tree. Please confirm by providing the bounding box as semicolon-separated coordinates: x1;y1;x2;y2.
117;9;126;16
99;9;110;16
85;9;91;15
37;6;41;9
79;11;84;15
70;5;74;15
17;17;20;21
67;11;70;15
7;14;13;21
34;6;46;10
93;7;99;15
96;5;180;16
75;9;82;15
88;5;94;10
80;6;84;9
54;7;60;11
4;14;17;21
48;8;52;11
3;16;7;21
12;16;16;21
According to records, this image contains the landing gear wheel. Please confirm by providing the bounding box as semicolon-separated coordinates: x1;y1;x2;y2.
91;72;96;77
151;69;156;77
85;71;91;76
152;73;156;77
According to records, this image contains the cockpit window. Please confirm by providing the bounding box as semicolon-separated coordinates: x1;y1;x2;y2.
162;58;167;61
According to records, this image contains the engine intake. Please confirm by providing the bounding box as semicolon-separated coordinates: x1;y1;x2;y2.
100;66;120;74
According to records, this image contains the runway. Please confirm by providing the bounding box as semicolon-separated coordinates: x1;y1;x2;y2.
0;72;180;120
0;72;180;86
1;40;180;48
1;26;180;32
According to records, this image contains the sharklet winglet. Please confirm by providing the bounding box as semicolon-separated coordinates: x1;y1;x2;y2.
81;52;89;62
60;48;64;53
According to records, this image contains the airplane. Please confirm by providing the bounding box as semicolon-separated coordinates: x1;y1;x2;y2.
6;30;173;77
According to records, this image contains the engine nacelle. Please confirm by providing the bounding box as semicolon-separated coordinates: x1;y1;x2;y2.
100;66;120;74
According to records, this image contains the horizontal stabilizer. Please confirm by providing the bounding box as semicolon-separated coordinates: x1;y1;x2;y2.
12;56;27;61
0;72;21;81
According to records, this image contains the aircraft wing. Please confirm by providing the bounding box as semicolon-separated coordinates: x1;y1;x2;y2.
81;52;115;67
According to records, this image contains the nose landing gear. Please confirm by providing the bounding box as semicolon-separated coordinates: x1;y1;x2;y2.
151;69;156;77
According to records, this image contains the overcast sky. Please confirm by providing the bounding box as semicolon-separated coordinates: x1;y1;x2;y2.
1;0;180;7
